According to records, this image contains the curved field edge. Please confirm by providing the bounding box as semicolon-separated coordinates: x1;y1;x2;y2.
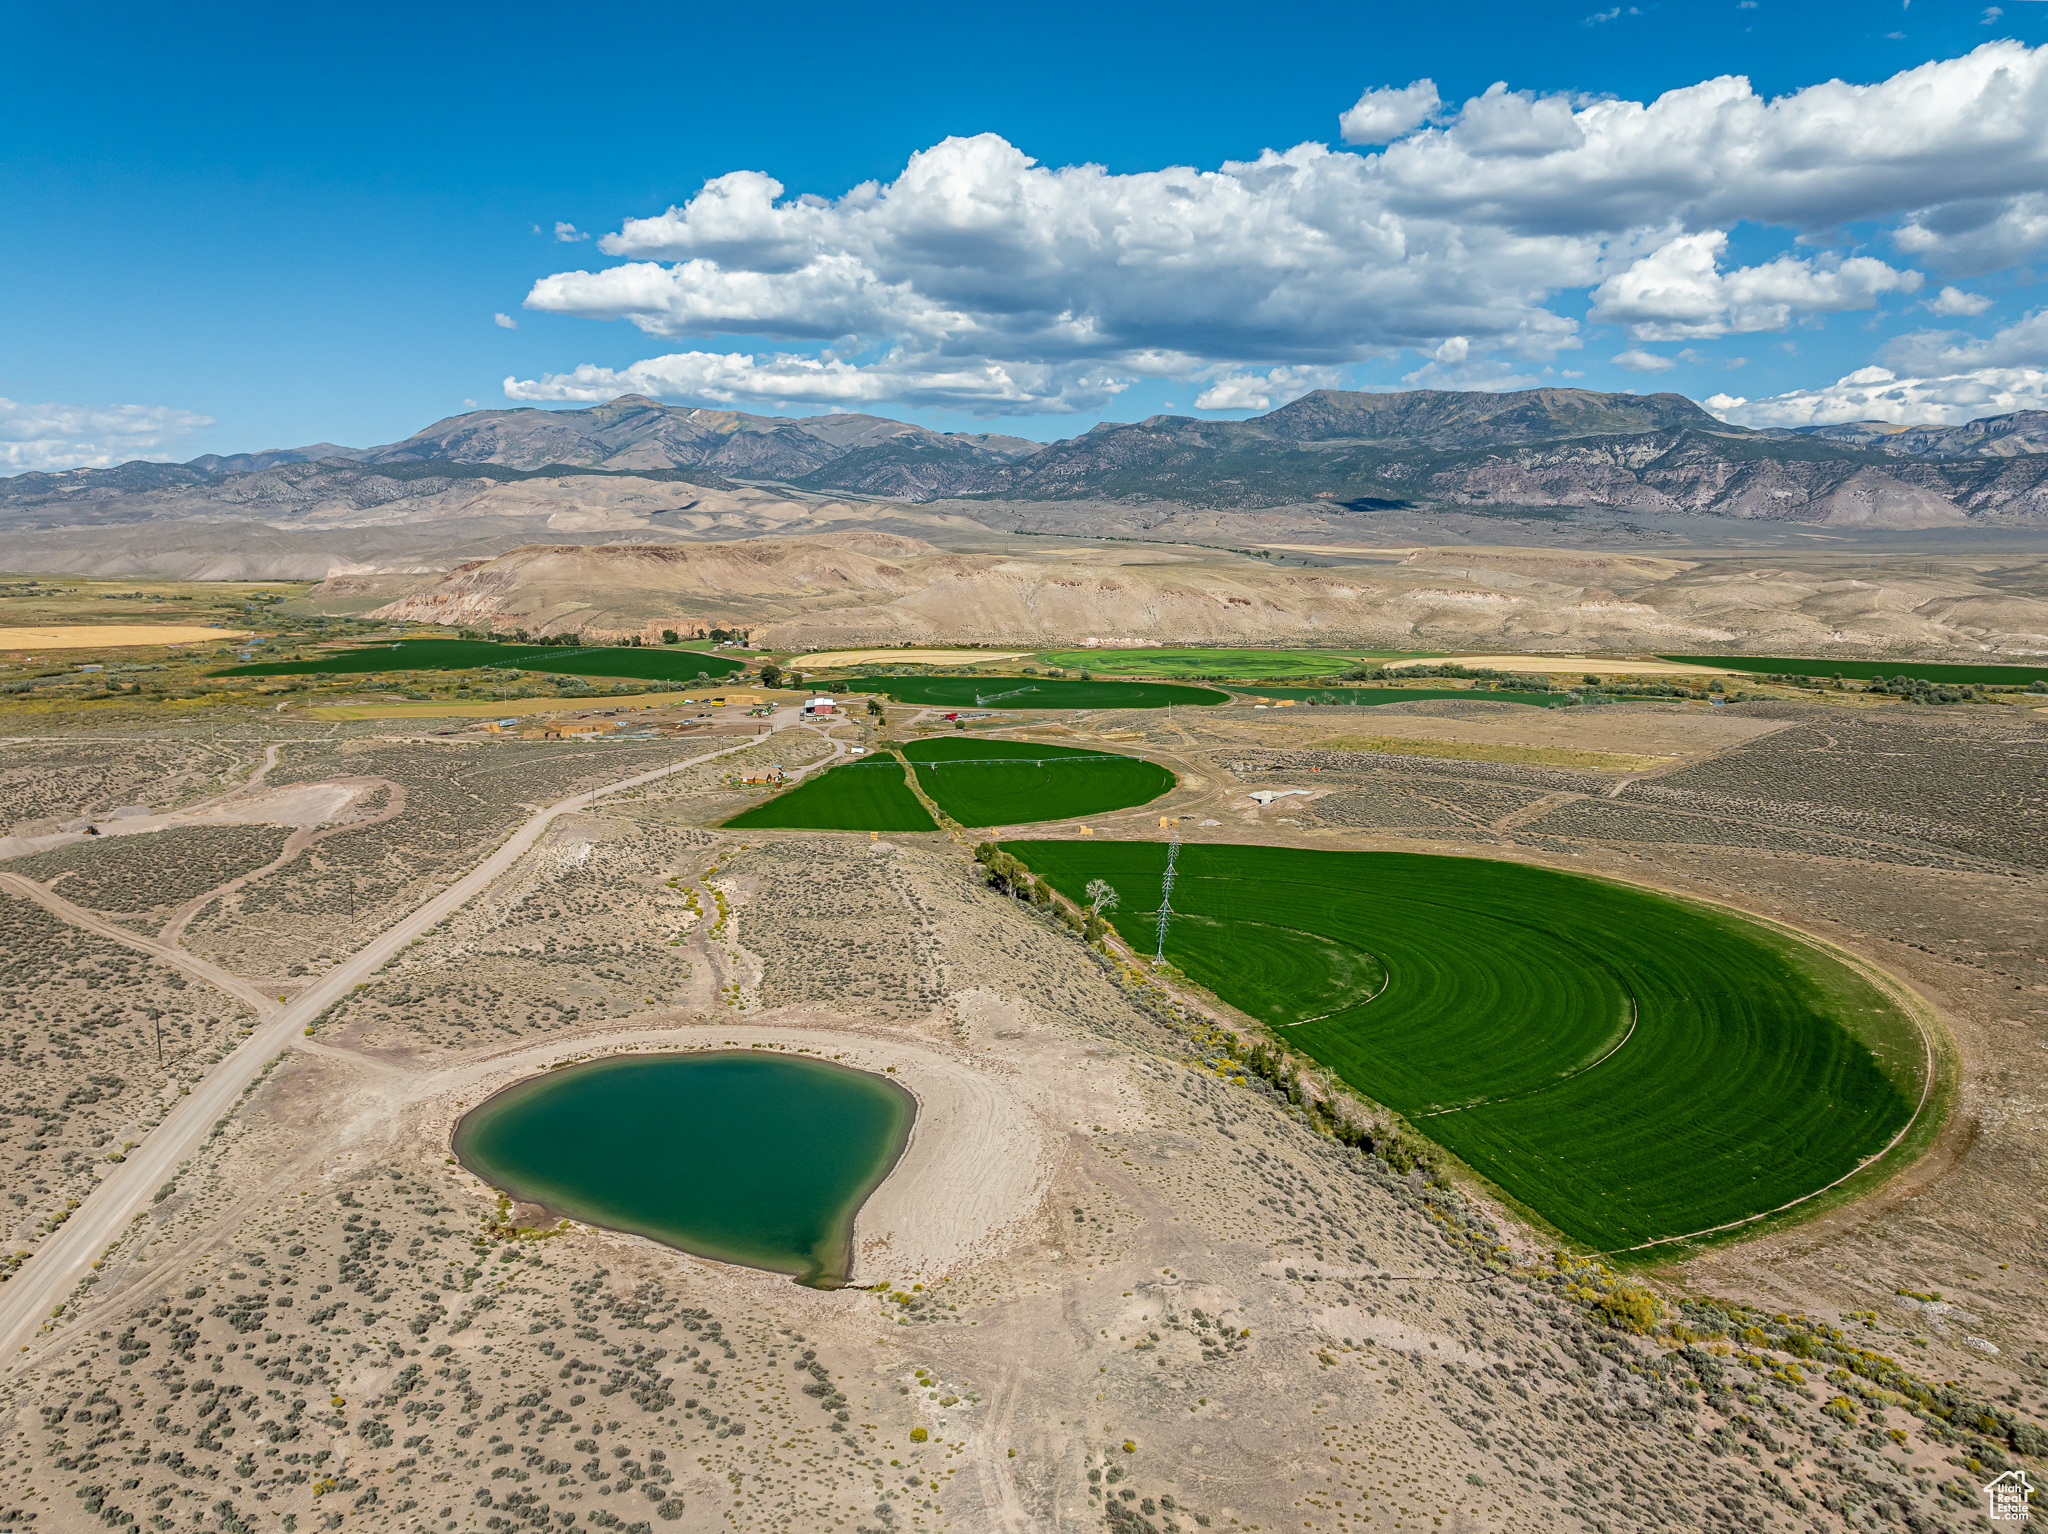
1231;687;1570;708
720;754;937;832
1659;654;2048;686
1599;895;1957;1267
1004;840;1942;1258
1029;647;1443;679
1410;874;1943;1260
217;637;748;683
858;677;1231;709
902;738;1177;826
1430;889;1954;1268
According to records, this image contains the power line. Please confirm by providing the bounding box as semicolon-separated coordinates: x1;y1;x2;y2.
1154;830;1180;963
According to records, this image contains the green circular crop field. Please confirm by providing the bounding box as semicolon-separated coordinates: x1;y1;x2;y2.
1032;647;1437;679
1009;841;1929;1252
1237;686;1571;709
903;738;1174;826
722;752;935;832
862;676;1228;709
216;637;747;683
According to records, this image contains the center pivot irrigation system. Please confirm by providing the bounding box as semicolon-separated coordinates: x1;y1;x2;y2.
919;753;1129;766
1154;831;1180;963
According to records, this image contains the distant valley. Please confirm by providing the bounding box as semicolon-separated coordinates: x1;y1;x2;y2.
5;387;2048;659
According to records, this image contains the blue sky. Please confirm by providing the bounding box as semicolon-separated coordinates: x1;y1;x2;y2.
5;0;2048;467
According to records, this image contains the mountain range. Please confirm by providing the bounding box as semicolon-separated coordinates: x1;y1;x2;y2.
9;390;2048;531
5;388;2048;605
119;398;1044;495
5;387;2045;658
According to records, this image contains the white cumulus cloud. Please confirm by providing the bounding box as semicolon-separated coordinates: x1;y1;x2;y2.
1338;80;1440;144
1880;306;2048;372
493;312;519;329
1192;366;1347;411
511;41;2048;416
1590;232;1921;341
1892;191;2048;276
504;350;1131;414
1374;41;2048;237
1611;348;1677;373
0;398;214;474
1707;364;2048;426
1924;286;1994;316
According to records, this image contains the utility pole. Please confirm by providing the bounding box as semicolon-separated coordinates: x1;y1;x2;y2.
1153;831;1180;964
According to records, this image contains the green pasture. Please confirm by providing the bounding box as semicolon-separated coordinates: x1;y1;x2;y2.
1008;841;1923;1252
863;676;1228;709
721;753;935;832
1033;647;1441;679
902;737;1175;826
1660;654;2048;686
214;637;748;682
1235;687;1573;708
1166;912;1389;1026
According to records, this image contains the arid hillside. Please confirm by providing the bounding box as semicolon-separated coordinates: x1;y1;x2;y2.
0;463;963;582
354;534;2048;658
0;699;2041;1534
10;391;2048;592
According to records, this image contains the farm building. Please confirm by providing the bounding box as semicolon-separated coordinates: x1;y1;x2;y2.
802;697;838;716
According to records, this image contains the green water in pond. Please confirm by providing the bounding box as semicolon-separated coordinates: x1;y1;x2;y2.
452;1053;915;1288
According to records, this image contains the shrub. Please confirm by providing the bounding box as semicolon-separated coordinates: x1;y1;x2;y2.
1596;1282;1660;1334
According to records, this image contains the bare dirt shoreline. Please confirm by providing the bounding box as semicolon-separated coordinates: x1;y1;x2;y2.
429;1023;1053;1291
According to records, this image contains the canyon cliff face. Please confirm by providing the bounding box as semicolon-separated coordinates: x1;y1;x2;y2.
920;395;2048;522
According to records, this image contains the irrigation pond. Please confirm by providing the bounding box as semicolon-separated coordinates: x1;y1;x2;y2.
452;1052;915;1287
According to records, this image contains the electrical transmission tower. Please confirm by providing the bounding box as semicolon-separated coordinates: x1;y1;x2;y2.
1153;831;1180;963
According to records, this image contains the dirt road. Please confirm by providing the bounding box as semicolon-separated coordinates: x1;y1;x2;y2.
0;729;775;1367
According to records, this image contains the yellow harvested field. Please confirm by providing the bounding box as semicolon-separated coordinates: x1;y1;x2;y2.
789;648;1033;667
1310;734;1671;772
1382;653;1734;676
303;687;796;721
0;624;252;650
